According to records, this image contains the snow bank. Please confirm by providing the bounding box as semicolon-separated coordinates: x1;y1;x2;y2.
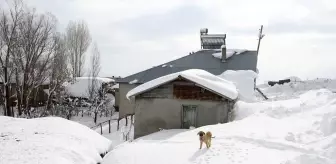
64;77;114;98
126;69;238;100
212;49;248;60
0;116;111;164
219;70;258;102
257;78;336;101
102;88;336;164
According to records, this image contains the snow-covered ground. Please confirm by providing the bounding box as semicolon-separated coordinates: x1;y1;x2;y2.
94;116;134;150
0;116;111;164
256;77;336;101
71;111;118;128
102;78;336;164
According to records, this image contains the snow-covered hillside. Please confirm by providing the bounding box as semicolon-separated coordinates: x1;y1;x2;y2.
102;79;336;164
0;116;111;164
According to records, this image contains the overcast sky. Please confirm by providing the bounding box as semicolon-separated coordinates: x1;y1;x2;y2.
2;0;336;83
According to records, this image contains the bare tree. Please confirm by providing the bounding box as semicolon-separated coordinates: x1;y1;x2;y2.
88;42;101;123
0;0;24;116
66;20;91;79
11;6;58;117
43;33;69;116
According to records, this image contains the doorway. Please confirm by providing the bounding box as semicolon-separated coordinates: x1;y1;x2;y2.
181;105;198;129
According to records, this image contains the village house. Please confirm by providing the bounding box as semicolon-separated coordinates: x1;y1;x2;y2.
115;28;259;119
126;69;238;138
0;79;49;108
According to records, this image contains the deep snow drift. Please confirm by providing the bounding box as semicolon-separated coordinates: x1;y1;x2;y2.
256;77;336;101
102;79;336;164
219;70;258;102
0;116;111;164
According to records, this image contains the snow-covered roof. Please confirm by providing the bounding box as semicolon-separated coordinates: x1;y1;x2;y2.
126;69;238;100
76;77;115;83
117;49;258;84
212;49;248;60
111;83;119;89
64;77;114;98
0;116;111;164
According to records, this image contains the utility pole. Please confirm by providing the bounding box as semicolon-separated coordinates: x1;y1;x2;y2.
254;25;266;93
3;66;12;116
256;25;265;56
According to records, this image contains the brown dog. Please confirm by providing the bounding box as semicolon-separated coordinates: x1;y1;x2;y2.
197;131;212;149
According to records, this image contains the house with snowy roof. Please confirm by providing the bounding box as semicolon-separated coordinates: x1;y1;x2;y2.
126;69;239;138
115;28;259;119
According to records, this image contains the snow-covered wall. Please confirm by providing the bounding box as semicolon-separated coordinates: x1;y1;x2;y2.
218;70;258;102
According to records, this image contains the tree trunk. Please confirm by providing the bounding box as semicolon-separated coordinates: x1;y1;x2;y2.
16;90;22;116
4;66;12;117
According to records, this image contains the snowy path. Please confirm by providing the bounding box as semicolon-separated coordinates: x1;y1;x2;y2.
102;132;309;164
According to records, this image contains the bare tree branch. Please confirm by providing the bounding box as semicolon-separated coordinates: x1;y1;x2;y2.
88;42;101;123
66;20;91;79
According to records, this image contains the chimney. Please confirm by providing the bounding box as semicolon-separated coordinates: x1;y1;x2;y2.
221;44;226;62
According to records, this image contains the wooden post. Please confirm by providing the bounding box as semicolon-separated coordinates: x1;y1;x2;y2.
131;115;133;123
100;123;103;135
108;120;111;133
117;119;120;131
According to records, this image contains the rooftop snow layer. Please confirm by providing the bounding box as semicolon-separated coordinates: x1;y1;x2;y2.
0;116;111;164
126;69;238;100
64;77;114;98
76;77;115;83
212;49;248;59
111;84;119;89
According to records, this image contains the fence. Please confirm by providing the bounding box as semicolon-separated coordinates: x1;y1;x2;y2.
90;113;134;135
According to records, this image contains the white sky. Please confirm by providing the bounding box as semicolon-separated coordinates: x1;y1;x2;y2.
2;0;336;83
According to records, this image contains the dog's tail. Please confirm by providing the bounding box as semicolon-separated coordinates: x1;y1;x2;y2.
206;131;212;138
